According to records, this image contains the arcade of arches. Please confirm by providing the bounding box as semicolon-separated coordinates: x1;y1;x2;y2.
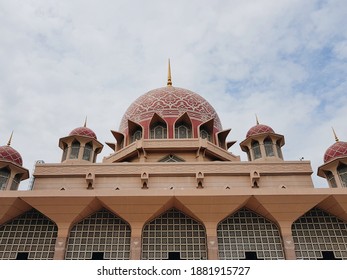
1;201;347;260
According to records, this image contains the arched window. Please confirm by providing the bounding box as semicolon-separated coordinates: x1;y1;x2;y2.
200;129;211;141
251;140;261;160
264;137;274;157
325;171;337;188
276;140;283;159
175;124;192;139
244;147;251;161
131;130;142;143
61;143;68;161
83;142;93;161
0;167;10;191
150;125;167;139
70;140;80;159
337;163;347;188
10;173;22;190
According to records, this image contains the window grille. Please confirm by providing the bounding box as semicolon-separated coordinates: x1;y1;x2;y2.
217;208;284;260
0;209;57;259
292;208;347;259
65;209;131;260
142;208;207;260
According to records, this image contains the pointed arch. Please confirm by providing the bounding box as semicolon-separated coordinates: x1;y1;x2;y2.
0;167;10;191
158;154;185;162
198;119;214;142
149;113;168;139
324;171;337;188
264;137;274;157
174;113;192;139
69;140;80;159
65;208;131;260
82;142;93;161
128;120;143;144
142;208;207;260
276;139;283;159
0;209;58;259
337;163;347;188
251;140;261;160
217;208;284;260
292;207;347;259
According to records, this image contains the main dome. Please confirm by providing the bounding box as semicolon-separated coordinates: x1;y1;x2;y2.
119;86;222;134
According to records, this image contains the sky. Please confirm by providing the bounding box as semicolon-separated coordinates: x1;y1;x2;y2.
1;0;347;189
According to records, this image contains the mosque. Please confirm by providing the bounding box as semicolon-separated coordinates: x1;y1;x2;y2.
1;62;347;260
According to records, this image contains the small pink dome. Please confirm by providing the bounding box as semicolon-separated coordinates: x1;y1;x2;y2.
324;141;347;163
246;124;275;138
0;145;23;166
69;127;97;140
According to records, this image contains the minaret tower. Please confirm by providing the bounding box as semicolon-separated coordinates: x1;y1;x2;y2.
58;119;103;163
0;132;29;190
318;128;347;188
240;116;285;161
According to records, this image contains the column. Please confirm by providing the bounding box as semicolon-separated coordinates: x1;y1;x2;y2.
205;222;219;260
278;221;296;260
53;224;70;260
130;222;144;260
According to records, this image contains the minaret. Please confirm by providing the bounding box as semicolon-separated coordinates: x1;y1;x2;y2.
58;120;103;163
0;132;29;191
240;117;285;161
318;128;347;188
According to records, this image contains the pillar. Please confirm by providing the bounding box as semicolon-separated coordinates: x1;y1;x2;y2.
130;222;144;260
278;221;297;260
53;224;70;260
205;222;219;260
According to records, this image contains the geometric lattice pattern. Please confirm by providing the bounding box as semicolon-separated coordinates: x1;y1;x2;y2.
142;208;207;260
0;145;23;166
292;208;347;259
65;209;131;260
324;141;347;163
217;208;284;260
69;126;97;140
119;86;222;134
246;124;274;138
0;209;57;259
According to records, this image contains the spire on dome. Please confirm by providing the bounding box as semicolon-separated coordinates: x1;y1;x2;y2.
167;59;172;86
7;131;13;146
84;116;87;127
255;114;259;125
332;127;339;142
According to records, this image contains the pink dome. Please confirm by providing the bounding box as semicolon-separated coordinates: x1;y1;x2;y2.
324;141;347;163
119;86;222;134
246;124;275;138
69;127;97;140
0;145;23;166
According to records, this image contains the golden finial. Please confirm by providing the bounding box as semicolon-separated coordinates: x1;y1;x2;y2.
167;59;172;86
7;131;13;146
84;116;87;127
255;114;259;125
332;127;339;142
